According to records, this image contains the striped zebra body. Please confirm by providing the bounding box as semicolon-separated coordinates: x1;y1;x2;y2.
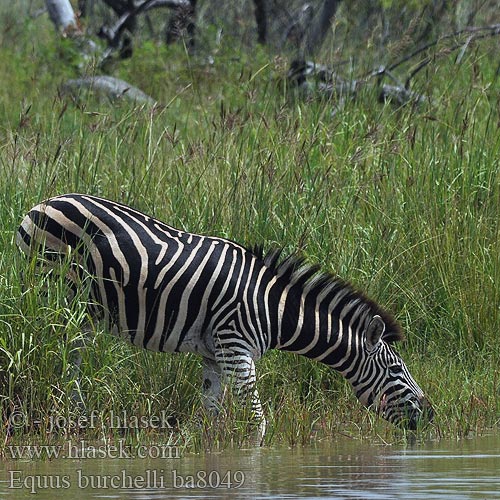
17;194;432;436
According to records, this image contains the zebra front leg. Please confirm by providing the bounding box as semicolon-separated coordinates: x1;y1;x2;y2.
215;351;267;445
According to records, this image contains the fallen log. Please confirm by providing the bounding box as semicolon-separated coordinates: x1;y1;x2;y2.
61;76;157;105
378;84;428;106
288;60;357;94
288;59;427;108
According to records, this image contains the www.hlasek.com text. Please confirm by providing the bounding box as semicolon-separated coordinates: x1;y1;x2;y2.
7;440;181;460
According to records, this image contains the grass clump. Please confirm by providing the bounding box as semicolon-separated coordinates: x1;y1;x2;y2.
0;6;499;453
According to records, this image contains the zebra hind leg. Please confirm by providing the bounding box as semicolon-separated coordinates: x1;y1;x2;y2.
65;322;92;411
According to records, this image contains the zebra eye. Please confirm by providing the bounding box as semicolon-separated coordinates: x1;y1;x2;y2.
389;364;404;376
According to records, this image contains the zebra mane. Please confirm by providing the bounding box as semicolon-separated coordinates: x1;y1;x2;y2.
251;246;404;344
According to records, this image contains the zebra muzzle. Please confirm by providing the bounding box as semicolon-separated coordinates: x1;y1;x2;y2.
378;393;388;415
402;396;434;430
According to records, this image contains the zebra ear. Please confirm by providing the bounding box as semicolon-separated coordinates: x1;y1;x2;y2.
365;315;385;352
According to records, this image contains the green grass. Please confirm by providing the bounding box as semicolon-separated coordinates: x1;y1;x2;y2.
0;9;499;454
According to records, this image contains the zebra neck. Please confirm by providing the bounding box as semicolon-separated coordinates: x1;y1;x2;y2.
272;283;369;374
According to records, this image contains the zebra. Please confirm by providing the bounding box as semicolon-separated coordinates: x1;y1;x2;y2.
16;193;433;438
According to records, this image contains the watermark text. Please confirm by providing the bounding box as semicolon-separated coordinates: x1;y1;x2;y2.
7;440;180;460
8;469;246;493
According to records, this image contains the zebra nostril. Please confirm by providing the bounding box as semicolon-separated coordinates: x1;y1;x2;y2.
379;393;388;413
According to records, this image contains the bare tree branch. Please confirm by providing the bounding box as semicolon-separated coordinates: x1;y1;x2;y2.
384;23;500;75
99;0;189;48
289;22;500;109
401;24;500;87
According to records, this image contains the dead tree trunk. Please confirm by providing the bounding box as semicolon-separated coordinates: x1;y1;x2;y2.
301;0;342;57
44;0;100;63
254;0;267;44
287;1;343;100
165;0;197;48
165;0;267;48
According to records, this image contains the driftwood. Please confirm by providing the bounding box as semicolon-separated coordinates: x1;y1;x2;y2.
62;76;157;105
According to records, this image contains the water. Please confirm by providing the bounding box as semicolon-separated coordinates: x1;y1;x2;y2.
1;435;499;499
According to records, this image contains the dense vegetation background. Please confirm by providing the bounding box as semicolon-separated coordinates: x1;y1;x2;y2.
0;0;499;452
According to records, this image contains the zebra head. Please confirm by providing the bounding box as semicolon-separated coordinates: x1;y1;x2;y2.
352;315;433;430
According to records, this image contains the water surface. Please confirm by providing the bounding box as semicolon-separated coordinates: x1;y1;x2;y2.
1;434;499;498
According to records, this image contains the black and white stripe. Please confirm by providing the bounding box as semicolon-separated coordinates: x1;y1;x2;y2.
17;193;433;435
